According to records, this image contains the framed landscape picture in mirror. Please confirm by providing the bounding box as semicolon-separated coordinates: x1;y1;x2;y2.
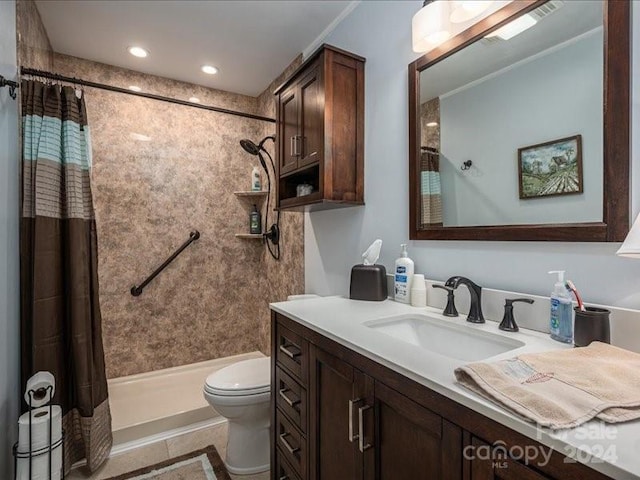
518;135;583;200
408;0;630;242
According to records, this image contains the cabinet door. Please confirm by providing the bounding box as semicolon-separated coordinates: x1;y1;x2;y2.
279;85;299;175
374;381;462;480
309;346;373;480
298;66;322;169
469;437;551;480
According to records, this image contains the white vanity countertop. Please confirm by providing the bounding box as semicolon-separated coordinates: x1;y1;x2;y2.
270;296;640;480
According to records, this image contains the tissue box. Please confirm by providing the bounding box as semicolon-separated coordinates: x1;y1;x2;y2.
350;264;388;301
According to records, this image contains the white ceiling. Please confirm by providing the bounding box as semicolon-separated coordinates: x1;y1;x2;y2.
35;0;356;97
421;1;603;102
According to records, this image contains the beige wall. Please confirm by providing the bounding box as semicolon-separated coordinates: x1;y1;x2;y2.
420;97;440;151
16;0;53;71
256;55;305;353
17;0;305;378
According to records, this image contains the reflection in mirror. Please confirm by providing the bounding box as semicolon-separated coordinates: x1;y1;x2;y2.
418;0;603;228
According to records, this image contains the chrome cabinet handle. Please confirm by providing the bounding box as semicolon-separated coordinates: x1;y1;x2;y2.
279;476;290;480
290;136;296;157
348;398;363;442
279;344;300;359
279;433;300;455
279;388;300;408
358;405;373;452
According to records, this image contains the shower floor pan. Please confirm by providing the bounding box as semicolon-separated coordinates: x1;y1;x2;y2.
108;351;265;447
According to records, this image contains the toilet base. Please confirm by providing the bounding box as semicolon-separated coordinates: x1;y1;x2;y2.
225;461;270;475
224;419;270;475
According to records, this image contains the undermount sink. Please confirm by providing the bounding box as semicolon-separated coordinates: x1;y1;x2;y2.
364;314;525;362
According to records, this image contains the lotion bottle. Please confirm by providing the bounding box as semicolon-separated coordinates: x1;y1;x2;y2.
394;244;414;303
251;166;261;191
549;270;573;343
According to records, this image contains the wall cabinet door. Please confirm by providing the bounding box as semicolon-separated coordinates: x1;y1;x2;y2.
374;381;462;480
279;85;299;175
469;437;551;480
309;346;374;480
298;66;322;169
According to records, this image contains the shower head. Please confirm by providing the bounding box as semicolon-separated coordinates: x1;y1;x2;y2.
240;139;260;156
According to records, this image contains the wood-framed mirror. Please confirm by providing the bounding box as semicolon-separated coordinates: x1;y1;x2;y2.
408;0;630;241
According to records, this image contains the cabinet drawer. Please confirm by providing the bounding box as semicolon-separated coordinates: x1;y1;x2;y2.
275;449;303;480
276;410;307;478
276;324;308;383
276;366;307;433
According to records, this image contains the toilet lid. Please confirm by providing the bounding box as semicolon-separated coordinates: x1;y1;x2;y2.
205;357;270;396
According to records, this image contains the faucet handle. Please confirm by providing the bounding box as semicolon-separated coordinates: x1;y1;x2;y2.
433;284;458;317
499;298;535;332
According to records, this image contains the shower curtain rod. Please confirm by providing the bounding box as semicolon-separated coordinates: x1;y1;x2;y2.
20;67;276;123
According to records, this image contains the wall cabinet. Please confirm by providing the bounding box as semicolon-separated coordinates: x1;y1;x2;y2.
274;44;365;211
271;311;612;480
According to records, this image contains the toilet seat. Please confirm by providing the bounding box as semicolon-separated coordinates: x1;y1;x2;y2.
204;357;270;397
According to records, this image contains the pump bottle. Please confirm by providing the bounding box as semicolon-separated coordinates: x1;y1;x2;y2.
548;270;573;343
394;244;414;303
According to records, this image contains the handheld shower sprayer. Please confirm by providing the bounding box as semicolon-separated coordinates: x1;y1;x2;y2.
239;135;280;260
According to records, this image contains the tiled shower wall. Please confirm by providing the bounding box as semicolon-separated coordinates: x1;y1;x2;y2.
17;0;305;378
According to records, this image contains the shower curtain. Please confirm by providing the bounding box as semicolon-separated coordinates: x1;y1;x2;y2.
420;148;443;227
20;80;112;472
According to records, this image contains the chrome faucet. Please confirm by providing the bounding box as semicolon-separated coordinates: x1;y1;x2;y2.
444;276;484;323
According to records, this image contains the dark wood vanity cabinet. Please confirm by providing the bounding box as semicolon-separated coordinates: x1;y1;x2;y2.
271;311;611;480
274;44;365;211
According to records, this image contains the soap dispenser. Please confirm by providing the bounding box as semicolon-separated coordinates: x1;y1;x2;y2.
549;270;573;343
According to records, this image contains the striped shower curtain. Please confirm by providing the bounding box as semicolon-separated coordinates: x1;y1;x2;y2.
420;148;443;227
20;80;112;472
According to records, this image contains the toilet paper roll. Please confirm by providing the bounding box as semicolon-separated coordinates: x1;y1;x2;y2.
16;406;63;480
24;371;55;408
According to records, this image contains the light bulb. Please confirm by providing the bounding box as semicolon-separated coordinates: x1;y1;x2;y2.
412;1;452;53
450;1;494;24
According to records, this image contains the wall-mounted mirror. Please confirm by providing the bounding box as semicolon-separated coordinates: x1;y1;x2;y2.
408;0;630;241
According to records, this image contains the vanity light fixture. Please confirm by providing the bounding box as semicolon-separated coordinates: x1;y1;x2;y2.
412;0;452;53
616;215;640;257
449;1;493;24
128;85;142;92
128;46;148;58
201;65;219;75
486;13;537;40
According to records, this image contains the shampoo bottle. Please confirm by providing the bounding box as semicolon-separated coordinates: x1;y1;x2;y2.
251;166;261;191
394;244;414;303
549;270;573;343
249;204;262;234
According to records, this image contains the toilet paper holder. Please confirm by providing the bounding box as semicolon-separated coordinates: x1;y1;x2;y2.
13;385;65;480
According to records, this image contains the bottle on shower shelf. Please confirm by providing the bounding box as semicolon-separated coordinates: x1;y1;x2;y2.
249;204;262;234
251;166;261;191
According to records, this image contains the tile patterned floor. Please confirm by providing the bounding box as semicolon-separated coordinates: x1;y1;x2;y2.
67;422;269;480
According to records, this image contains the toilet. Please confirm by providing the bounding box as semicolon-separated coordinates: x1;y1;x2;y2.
203;356;271;475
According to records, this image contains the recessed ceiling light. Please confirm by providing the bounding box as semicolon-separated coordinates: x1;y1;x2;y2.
426;122;439;127
128;85;142;92
128;46;148;58
189;97;201;103
201;65;219;75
